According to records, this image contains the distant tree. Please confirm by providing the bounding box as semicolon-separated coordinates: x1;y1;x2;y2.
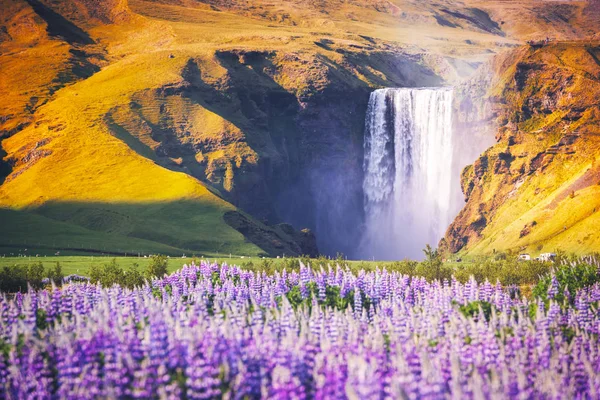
47;262;63;285
147;255;168;278
422;244;449;281
90;259;145;288
28;262;45;289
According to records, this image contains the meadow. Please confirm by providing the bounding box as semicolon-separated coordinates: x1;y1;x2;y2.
0;252;561;286
1;256;599;398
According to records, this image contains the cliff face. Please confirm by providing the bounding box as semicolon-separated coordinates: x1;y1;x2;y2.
106;46;443;256
443;42;600;256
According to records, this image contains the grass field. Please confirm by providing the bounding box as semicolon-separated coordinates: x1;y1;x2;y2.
0;255;375;276
0;254;481;278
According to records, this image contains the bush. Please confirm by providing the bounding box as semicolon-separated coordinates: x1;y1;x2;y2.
89;259;148;289
124;263;145;288
46;262;63;285
533;262;600;305
90;259;125;287
0;262;63;292
147;255;168;278
28;262;45;288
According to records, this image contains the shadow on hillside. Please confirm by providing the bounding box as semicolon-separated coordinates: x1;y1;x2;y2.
182;50;298;149
0;200;306;257
25;0;95;45
0;146;11;186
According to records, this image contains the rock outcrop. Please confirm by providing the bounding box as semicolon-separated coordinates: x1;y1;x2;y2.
442;42;600;256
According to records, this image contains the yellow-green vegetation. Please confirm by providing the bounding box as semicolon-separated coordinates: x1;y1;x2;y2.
444;42;600;257
0;252;574;289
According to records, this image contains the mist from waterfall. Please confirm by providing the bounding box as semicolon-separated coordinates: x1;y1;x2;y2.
360;88;455;260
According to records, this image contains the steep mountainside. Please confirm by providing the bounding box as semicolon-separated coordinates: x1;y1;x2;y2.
0;0;598;257
443;42;600;256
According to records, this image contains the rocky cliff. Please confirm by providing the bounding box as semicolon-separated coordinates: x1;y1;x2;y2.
442;42;600;256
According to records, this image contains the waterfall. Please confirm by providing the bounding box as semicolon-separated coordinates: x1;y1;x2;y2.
360;87;455;260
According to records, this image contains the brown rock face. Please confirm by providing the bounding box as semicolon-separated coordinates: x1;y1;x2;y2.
73;0;130;23
35;0;131;25
223;212;319;257
441;42;600;255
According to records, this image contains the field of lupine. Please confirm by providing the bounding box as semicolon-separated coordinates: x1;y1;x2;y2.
1;259;600;399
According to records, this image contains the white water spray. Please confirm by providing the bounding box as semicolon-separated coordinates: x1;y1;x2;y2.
360;88;455;260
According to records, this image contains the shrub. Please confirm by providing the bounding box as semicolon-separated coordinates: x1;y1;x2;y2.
89;259;153;289
147;255;168;278
90;259;125;287
123;263;145;288
0;262;63;292
28;262;45;288
533;262;600;305
46;262;63;285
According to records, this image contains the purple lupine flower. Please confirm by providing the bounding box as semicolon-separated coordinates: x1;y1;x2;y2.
548;274;559;299
0;258;598;398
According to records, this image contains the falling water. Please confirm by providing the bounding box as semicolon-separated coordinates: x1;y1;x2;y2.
360;88;455;260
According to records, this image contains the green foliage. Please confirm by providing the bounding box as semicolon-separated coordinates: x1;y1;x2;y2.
259;258;273;271
283;283;360;312
381;258;452;283
459;300;494;321
422;245;453;282
533;262;600;305
36;309;48;330
452;258;551;286
124;263;145;288
285;286;304;309
211;271;222;287
323;285;354;310
90;259;124;287
28;262;45;287
0;262;63;292
560;326;576;344
147;255;168;278
46;262;64;285
0;338;10;360
90;258;146;288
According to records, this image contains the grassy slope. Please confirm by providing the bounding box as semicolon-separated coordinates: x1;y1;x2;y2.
0;10;268;256
0;208;187;256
